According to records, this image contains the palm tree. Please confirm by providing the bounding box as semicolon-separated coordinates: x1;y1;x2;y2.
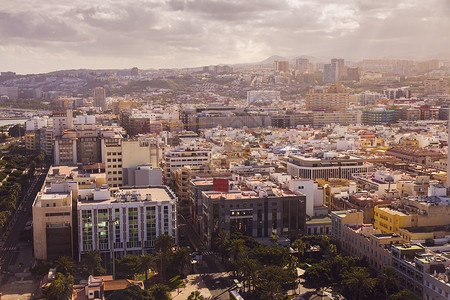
188;290;204;300
241;258;260;293
342;267;376;300
82;250;103;276
228;239;246;262
44;272;74;300
174;247;192;277
55;256;75;275
291;239;307;259
149;283;170;300
215;230;229;262
155;234;174;282
140;254;155;281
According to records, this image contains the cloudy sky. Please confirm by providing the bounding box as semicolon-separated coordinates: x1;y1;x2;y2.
1;0;449;74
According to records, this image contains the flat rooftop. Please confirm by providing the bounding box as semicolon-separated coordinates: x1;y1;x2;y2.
78;186;175;205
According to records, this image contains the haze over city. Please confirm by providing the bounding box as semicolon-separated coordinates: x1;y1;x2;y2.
1;0;450;74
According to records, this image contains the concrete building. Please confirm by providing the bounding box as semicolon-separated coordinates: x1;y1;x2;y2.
93;87;106;110
103;139;161;188
52;110;73;137
33;181;75;260
340;223;403;272
286;152;373;181
199;181;307;248
330;209;363;241
77;185;177;262
273;60;290;73
306;84;350;111
362;108;396;125
163;146;211;186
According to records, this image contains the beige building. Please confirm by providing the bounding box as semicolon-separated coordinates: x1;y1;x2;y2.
103;139;161;187
306;84;350;111
33;165;108;261
163;146;211;186
33;181;76;261
52;110;73;137
341;224;403;272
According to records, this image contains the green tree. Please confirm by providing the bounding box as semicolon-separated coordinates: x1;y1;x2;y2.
140;254;156;281
341;267;376;300
109;285;153;300
82;250;104;276
228;238;246;262
388;289;414;300
215;230;229;262
188;290;205;300
291;238;307;258
116;255;141;279
8;124;25;137
148;283;171;300
241;258;260;293
55;256;75;275
43;272;74;300
155;234;174;282
174;247;192;277
250;244;290;267
374;266;401;299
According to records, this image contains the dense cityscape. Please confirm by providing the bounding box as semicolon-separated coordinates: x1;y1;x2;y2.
1;0;450;299
0;55;449;300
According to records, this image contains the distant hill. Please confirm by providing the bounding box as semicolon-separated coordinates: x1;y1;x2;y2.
259;55;290;65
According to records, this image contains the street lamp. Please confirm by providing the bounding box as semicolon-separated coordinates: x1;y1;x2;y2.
107;218;119;279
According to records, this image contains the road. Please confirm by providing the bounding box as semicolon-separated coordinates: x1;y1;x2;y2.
178;214;233;300
0;165;48;283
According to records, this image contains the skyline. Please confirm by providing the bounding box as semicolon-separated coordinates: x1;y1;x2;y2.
1;0;450;74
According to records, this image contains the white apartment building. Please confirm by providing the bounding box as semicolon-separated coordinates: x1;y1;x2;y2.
163;146;211;185
286;152;373;180
26;116;49;131
77;186;177;261
52;110;73;137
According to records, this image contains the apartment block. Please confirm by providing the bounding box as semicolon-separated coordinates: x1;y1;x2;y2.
103;139;161;188
77;186;177;261
163;146;211;186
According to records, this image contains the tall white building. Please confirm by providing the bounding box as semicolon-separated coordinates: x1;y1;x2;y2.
77;185;177;261
52;110;73;137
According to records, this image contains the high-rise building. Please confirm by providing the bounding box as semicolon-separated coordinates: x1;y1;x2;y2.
273;60;290;73
93;87;106;110
331;58;345;76
295;58;309;73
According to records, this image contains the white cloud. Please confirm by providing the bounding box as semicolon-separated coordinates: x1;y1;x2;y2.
0;0;448;73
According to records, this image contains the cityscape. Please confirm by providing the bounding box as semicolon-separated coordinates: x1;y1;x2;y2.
1;1;450;300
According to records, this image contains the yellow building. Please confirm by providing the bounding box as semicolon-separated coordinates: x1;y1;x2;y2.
374;205;416;233
25;131;37;151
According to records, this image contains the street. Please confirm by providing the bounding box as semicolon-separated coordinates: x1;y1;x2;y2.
178;214;234;300
0;165;48;285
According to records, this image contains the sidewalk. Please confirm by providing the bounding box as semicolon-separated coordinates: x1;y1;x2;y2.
0;241;37;300
170;274;212;299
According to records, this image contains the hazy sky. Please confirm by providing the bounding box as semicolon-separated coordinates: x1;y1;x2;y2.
1;0;449;74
